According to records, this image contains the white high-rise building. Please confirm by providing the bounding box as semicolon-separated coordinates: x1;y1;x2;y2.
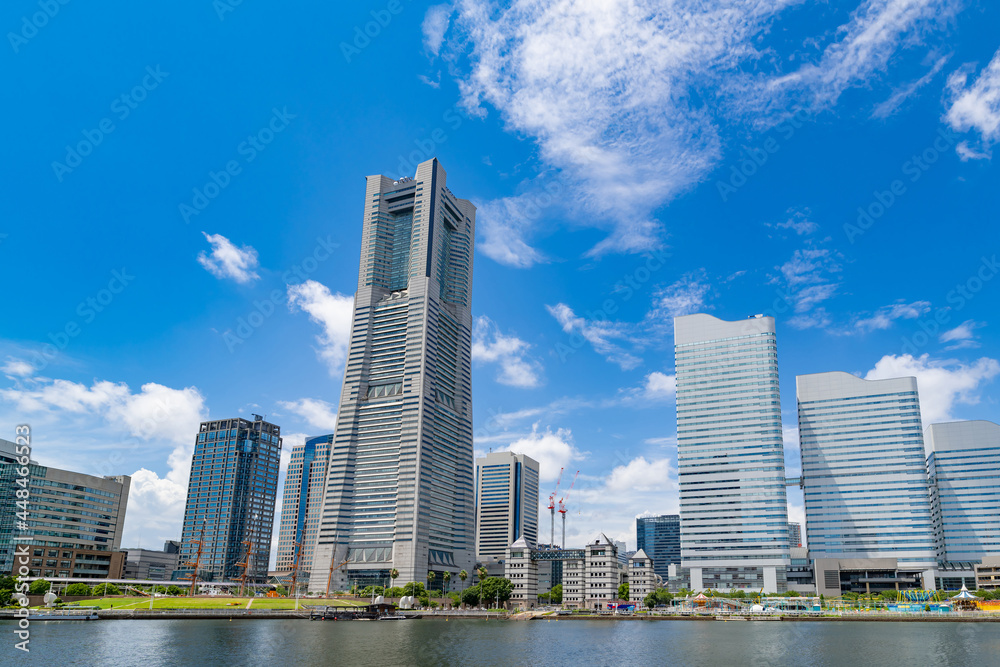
926;420;1000;563
797;372;937;587
308;158;476;591
674;314;790;592
475;451;539;562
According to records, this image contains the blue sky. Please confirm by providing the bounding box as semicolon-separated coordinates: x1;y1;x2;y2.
3;1;1000;562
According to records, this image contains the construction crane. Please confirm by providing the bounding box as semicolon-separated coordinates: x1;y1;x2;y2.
558;470;579;552
236;535;254;598
546;467;564;549
182;521;206;597
288;538;302;598
325;552;351;598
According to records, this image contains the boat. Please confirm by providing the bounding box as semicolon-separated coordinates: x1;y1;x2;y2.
28;613;99;621
379;614;410;620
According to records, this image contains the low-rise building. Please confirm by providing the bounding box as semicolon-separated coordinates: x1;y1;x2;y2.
628;549;656;605
506;533;623;610
975;556;1000;591
123;541;182;580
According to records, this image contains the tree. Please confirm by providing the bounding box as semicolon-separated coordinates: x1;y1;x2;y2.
92;583;121;596
643;588;674;609
462;587;480;606
480;577;513;607
618;582;629;600
386;586;405;598
477;566;488;608
427;571;435;592
166;585;183;596
458;569;468;595
443;571;451;594
389;568;399;593
65;583;92;596
29;579;51;596
548;584;562;604
402;582;427;597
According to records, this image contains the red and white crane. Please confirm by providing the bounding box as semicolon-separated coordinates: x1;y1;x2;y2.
546;467;564;550
558;470;579;552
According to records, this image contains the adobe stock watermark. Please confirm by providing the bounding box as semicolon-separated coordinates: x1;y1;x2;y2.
340;0;410;63
7;0;71;54
716;110;809;202
900;254;998;355
24;268;135;374
179;107;296;224
844;127;959;244
222;235;339;351
394;104;468;177
51;65;169;182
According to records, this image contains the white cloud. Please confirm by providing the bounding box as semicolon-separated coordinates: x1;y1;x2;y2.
2;358;34;377
547;302;640;370
775;247;843;329
865;353;1000;427
771;209;819;236
499;424;582;484
476;193;552;268
278;398;339;432
955;141;992;161
770;0;958;110
853;300;932;332
645;273;711;323
197;232;260;284
946;48;1000;147
422;4;453;57
287;280;354;376
472;316;543;387
0;376;208;548
871;53;950;119
940;319;982;350
642;372;676;401
447;0;955;264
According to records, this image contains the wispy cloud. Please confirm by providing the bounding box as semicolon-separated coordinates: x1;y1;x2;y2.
277;397;339;432
945;48;1000;157
872;53;950;119
853;300;932;332
473;316;543;387
445;0;957;266
197;232;260;284
940;319;983;350
422;4;453;57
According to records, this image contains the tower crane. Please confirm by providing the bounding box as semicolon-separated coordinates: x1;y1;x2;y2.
558;470;579;552
546;467;564;549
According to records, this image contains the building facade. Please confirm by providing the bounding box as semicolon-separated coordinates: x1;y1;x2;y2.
788;522;802;548
976;556;1000;591
308;159;477;590
797;372;936;588
124;542;181;580
926;420;1000;564
506;534;622;610
275;434;332;584
1;438;131;579
674;314;790;592
176;415;282;583
636;514;680;582
628;549;657;606
475;451;539;562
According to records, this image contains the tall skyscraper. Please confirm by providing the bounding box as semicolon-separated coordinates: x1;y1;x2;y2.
675;314;790;592
275;434;332;581
308;159;476;590
176;415;281;583
475;451;539;562
797;372;937;585
636;514;680;581
926;420;1000;563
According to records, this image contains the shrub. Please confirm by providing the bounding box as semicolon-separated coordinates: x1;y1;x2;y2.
166;585;183;596
64;583;92;596
29;579;51;596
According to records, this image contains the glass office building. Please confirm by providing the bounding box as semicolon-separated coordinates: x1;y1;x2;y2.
926;420;1000;563
797;372;936;587
476;451;539;562
675;314;790;592
176;415;281;583
275;434;332;582
636;514;680;582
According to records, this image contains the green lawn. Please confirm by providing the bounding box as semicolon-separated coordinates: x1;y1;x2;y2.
49;597;363;610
